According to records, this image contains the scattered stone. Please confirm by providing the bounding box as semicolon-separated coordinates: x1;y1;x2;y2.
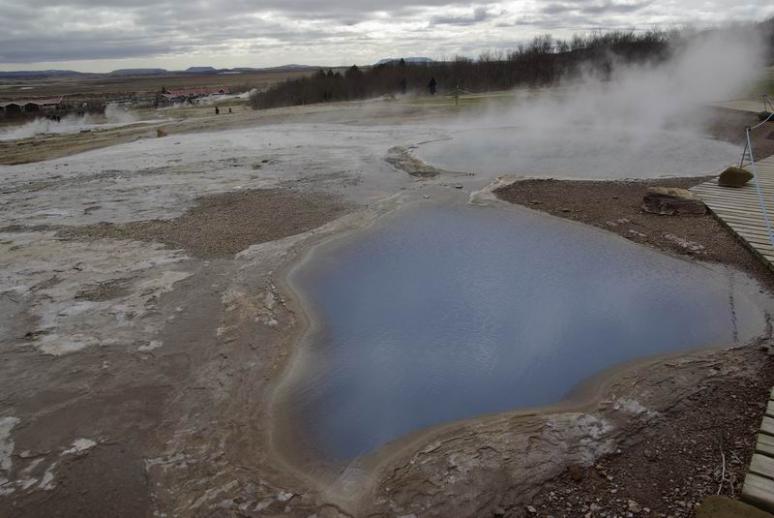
628;499;641;513
276;491;295;502
641;187;707;216
567;465;585;483
663;233;706;254
156;128;168;138
718;166;753;188
526;505;537;514
454;184;464;189
61;438;97;456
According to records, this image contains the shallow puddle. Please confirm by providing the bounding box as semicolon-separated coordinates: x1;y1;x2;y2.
283;203;767;461
414;127;740;178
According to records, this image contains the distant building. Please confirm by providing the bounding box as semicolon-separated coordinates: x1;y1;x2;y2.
159;87;230;105
0;97;63;116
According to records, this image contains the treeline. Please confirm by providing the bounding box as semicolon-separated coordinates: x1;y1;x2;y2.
250;31;671;110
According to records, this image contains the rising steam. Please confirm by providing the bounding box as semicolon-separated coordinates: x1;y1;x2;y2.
424;27;769;179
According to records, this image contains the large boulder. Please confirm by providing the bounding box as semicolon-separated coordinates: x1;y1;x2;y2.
642;187;707;216
718;166;753;188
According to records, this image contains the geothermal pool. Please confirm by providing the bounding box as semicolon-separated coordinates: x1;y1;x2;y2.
414;127;740;178
284;203;767;461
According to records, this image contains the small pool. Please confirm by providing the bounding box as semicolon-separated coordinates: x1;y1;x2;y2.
282;203;767;461
414;127;740;178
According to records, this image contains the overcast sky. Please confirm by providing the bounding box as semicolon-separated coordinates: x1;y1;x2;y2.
0;0;772;72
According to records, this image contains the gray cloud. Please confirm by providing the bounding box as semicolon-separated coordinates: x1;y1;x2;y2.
0;0;771;70
541;0;654;16
431;6;496;26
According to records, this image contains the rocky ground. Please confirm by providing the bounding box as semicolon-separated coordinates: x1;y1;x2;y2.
57;188;352;258
495;177;774;291
527;348;774;517
0;97;773;518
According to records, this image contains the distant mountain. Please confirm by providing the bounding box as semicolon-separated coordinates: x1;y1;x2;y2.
184;66;217;74
0;70;85;79
258;64;319;72
376;57;435;65
0;64;320;80
109;68;168;76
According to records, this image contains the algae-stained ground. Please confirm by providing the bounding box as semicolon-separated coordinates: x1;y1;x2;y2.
1;96;774;518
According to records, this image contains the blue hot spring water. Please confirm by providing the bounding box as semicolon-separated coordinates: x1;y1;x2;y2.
284;203;766;461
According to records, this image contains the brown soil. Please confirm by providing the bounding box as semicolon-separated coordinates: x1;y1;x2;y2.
74;278;132;302
495;177;774;291
58;188;351;258
527;350;774;517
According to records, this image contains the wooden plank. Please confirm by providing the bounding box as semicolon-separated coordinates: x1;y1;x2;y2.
688;157;774;271
763;416;774;437
727;230;774;242
704;202;774;210
705;203;774;211
729;231;774;242
708;213;771;225
714;216;774;228
744;473;774;512
734;236;774;250
751;453;774;479
758;433;774;457
703;193;774;203
699;193;774;203
709;216;774;232
695;194;767;203
705;205;774;215
703;198;772;210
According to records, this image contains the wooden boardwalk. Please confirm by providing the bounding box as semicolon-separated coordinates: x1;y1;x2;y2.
742;389;774;512
691;155;774;512
691;155;774;268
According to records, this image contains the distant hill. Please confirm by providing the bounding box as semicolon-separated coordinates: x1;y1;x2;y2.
184;66;217;74
376;57;435;66
260;64;318;72
109;68;168;76
0;64;320;80
0;70;86;79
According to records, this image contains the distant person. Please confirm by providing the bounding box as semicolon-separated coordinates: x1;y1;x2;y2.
215;106;220;115
228;107;232;114
399;78;408;95
428;77;437;96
